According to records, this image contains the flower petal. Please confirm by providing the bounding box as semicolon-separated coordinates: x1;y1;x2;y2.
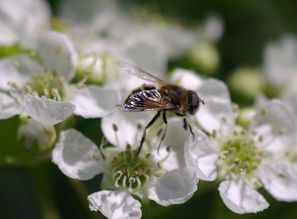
152;118;190;171
38;31;78;81
170;68;203;91
218;179;269;214
260;161;297;201
0;55;43;90
71;86;119;118
148;168;197;206
88;190;142;219
0;0;50;46
0;93;22;119
101;110;151;148
52;129;104;180
118;34;168;76
24;94;75;126
250;100;296;151
184;126;217;181
197;79;234;134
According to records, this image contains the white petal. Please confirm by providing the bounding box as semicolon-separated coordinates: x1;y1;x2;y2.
153;117;190;171
0;93;22;119
197;79;235;134
261;161;297;201
101;110;151;148
184;127;217;181
0;55;43;90
24;94;75;126
148;168;198;206
250;100;296;151
118;34;168;76
71;86;119;118
218;180;269;214
170;68;203;91
38;31;78;81
0;0;50;46
88;190;142;219
52;129;104;180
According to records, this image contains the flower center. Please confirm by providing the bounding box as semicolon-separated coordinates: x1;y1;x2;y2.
24;72;65;100
110;147;157;191
218;130;263;178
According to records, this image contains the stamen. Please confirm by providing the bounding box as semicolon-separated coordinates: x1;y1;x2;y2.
7;81;19;90
258;135;264;142
12;59;20;68
212;130;217;138
222;117;228;123
253;179;263;189
92;153;100;161
154;171;165;177
232;104;239;113
260;107;268;116
277;172;286;178
278;127;288;135
55;47;62;54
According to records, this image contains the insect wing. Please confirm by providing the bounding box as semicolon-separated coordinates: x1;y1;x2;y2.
121;88;175;112
117;61;164;84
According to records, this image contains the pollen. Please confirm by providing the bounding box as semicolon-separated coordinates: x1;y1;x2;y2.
110;147;158;190
218;133;263;178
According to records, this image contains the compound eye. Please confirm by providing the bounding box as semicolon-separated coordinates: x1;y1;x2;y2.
188;91;200;115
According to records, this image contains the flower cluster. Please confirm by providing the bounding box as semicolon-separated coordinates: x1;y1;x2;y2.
1;0;297;218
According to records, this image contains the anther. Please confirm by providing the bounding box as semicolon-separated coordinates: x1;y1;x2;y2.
157;161;163;169
251;130;257;135
129;177;136;184
258;135;264;142
233;158;241;165
166;145;173;152
232;104;239;113
277;172;286;178
218;154;226;160
278;127;288;135
228;147;236;153
92;153;100;161
42;88;49;97
254;180;263;189
212;130;217;138
136;123;142;130
233;130;238;136
25;84;33;93
7;81;19;90
55;47;62;54
112;123;119;132
260;107;268;116
157;128;163;137
154;171;165;177
222;117;228;123
12;59;20;68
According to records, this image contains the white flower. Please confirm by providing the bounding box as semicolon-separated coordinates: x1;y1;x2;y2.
53;117;198;218
263;35;297;89
0;0;50;48
57;0;198;76
0;31;77;125
184;78;297;214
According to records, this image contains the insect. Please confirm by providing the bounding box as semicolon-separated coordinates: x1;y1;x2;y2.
118;61;204;155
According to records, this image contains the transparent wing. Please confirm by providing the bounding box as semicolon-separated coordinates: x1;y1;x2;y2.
117;61;164;84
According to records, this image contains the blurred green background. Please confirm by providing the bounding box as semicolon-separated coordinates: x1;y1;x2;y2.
1;0;297;218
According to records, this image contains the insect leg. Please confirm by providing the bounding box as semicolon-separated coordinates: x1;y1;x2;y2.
183;118;188;130
157;111;168;153
136;110;161;156
187;117;195;140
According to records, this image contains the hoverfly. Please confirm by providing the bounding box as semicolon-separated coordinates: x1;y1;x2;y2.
118;61;204;155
